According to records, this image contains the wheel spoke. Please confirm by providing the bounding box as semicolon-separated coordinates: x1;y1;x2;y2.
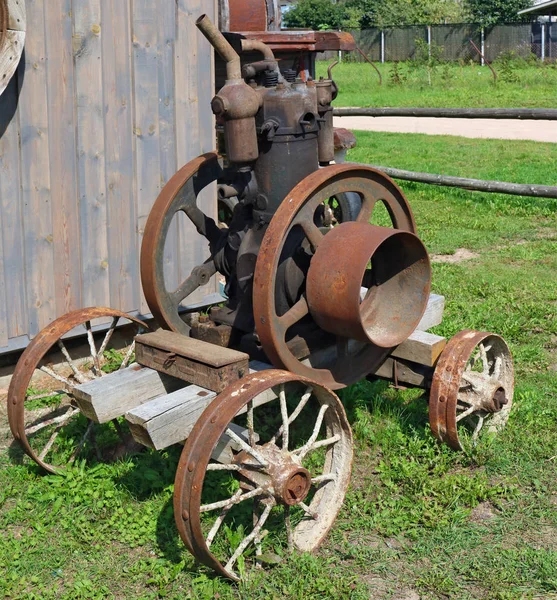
206;489;243;548
472;414;485;444
69;420;94;463
311;473;336;485
285;505;293;552
38;423;64;461
206;463;242;471
97;316;120;357
278;296;309;332
356;197;374;223
200;486;266;513
298;501;318;520
56;340;88;384
294;404;329;461
456;404;477;423
479;343;490;375
39;365;74;389
300;221;324;251
85;321;102;376
25;407;79;436
493;356;502;380
270;386;313;445
172;259;217;305
305;434;340;452
181;203;222;247
225;427;268;467
224;500;274;573
247;399;255;448
120;341;135;370
279;385;289;451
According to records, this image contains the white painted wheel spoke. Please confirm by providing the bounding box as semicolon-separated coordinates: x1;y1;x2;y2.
493;356;502;380
200;486;265;513
206;489;243;548
279;385;289;451
311;473;336;485
69;420;94;463
206;463;242;471
285;505;293;552
461;371;481;389
224;501;274;573
247;399;255;448
472;414;485;444
270;386;312;445
294;403;329;461
38;423;65;460
225;427;268;467
298;501;318;520
25;407;79;435
456;404;477;423
85;321;102;376
97;317;119;357
120;341;135;370
39;365;74;388
306;434;340;452
56;340;88;384
27;390;66;402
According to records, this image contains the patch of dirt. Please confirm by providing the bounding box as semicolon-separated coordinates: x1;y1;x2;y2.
391;590;421;600
527;525;557;551
469;502;499;524
431;248;480;264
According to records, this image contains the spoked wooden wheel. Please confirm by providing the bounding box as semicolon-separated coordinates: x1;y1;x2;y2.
141;152;224;335
253;163;421;390
7;308;148;474
429;330;514;451
174;370;353;581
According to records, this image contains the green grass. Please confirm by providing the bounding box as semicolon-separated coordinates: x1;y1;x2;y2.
1;132;557;599
316;60;557;108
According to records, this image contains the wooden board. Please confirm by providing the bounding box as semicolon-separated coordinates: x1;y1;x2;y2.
391;330;446;367
416;294;445;331
72;363;185;423
373;357;434;389
126;384;217;450
135;330;250;392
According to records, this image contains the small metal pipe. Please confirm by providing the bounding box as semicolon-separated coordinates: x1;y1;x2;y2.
196;14;242;80
241;39;275;60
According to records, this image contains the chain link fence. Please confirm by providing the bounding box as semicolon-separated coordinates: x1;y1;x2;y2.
318;22;557;64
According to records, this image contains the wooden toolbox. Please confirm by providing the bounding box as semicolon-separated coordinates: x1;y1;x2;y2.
135;330;250;393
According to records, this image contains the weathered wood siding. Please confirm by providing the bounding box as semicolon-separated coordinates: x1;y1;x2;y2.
0;0;218;353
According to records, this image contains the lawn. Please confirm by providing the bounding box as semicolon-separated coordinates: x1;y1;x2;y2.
316;60;557;109
1;133;557;599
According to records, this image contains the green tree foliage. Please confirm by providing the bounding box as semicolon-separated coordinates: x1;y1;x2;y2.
283;0;347;30
464;0;533;26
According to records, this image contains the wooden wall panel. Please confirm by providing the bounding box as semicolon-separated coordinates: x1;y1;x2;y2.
0;0;217;354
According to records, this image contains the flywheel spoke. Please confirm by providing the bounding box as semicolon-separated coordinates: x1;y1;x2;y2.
278;296;309;332
172;259;217;305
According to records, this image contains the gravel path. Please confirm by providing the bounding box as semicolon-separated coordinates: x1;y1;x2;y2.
334;115;557;143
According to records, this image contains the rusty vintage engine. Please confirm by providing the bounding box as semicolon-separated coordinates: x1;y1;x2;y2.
7;7;515;583
141;14;431;390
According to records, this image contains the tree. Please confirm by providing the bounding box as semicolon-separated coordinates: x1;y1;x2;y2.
464;0;533;26
283;0;347;30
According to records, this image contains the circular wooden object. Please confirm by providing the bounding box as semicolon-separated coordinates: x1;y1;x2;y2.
0;0;26;97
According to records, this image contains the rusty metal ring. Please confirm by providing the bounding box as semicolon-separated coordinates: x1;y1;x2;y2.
429;330;514;451
174;370;353;580
7;307;148;474
140;152;223;334
253;163;418;390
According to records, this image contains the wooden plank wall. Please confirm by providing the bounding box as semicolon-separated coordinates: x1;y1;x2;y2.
0;0;217;354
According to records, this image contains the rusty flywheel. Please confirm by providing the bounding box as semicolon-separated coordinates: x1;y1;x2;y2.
253;163;431;390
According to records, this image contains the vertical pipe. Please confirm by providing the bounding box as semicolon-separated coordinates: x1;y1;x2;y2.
427;25;432;58
480;28;485;67
541;20;546;62
381;30;385;63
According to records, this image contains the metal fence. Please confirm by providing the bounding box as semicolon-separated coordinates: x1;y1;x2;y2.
319;22;557;63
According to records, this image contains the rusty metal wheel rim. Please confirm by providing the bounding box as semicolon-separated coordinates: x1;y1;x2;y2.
140;152;223;334
174;370;353;581
429;330;514;451
7;308;148;474
253;163;418;390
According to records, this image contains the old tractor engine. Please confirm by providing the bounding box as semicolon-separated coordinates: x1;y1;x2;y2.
140;15;431;391
7;11;515;583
